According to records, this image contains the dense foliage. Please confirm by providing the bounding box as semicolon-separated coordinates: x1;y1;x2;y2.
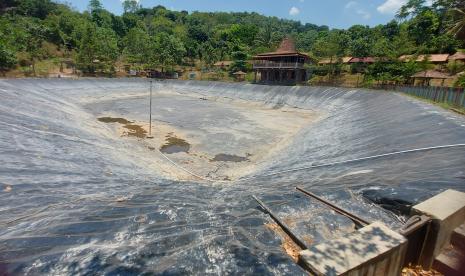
0;0;463;81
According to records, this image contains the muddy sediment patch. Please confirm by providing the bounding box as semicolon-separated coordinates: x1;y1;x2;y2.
160;136;190;154
98;116;147;138
123;124;147;138
211;153;250;162
97;117;132;124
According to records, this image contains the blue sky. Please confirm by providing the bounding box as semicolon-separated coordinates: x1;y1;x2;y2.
67;0;408;29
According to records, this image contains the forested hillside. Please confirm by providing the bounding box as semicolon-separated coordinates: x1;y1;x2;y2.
0;0;464;84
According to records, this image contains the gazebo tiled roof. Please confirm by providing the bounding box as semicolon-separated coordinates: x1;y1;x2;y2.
276;37;296;53
253;38;310;59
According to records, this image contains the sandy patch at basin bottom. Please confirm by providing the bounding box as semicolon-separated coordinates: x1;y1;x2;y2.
99;92;321;182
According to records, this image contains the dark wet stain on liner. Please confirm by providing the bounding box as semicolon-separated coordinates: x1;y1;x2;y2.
160;136;190;154
98;117;132;124
98;117;146;138
211;154;249;162
123;124;147;138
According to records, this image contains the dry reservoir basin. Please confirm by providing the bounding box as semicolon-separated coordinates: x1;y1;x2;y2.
0;79;465;274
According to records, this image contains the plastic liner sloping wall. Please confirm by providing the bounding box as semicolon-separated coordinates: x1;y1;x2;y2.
0;79;464;275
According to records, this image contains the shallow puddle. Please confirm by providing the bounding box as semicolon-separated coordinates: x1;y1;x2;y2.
211;153;249;162
160;136;190;154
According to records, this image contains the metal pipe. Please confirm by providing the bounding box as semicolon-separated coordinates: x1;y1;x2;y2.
252;195;308;250
296;187;370;228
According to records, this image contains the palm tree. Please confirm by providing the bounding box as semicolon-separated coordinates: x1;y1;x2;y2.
447;8;465;40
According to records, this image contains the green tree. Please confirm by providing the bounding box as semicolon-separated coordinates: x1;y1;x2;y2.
88;0;102;12
227;24;259;46
200;42;218;67
149;16;175;35
312;32;344;59
347;25;375;57
229;45;248;75
187;24;209;43
0;0;18;12
391;25;417;56
25;23;46;76
76;24;118;74
455;74;465;87
447;8;465;40
122;0;140;14
122;28;150;65
295;30;319;52
88;0;112;28
17;0;57;19
398;0;430;18
382;20;400;40
152;33;186;72
407;10;440;46
366;61;419;85
0;43;17;76
431;33;460;53
312;31;346;78
1;0;463;80
76;24;98;73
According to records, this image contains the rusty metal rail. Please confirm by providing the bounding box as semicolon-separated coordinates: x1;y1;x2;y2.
252;195;308;250
255;187;435;269
296;186;371;228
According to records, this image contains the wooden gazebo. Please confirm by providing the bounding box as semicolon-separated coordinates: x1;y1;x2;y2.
411;70;452;86
252;38;310;85
233;71;247;81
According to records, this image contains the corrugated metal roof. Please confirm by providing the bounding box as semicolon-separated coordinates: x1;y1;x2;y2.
427;54;450;62
348;57;376;63
213;61;233;66
449;52;465;61
318;57;353;64
399;54;450;62
411;70;451;79
342;57;353;63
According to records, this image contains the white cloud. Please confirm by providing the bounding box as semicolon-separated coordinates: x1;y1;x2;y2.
377;0;406;14
289;6;300;16
345;1;358;9
357;9;371;19
345;1;371;20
